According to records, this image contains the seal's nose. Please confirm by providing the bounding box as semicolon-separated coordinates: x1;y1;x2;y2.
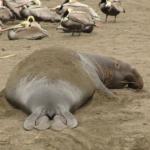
136;77;144;89
130;68;144;89
128;77;144;89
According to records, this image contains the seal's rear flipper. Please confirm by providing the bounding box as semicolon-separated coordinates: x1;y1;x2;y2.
61;111;78;128
24;113;37;130
34;115;51;130
51;112;78;131
51;115;67;131
23;106;46;131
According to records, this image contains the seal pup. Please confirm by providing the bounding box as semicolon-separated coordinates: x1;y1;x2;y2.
99;0;125;22
5;47;143;131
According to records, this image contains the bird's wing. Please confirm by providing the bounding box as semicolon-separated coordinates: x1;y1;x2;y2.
68;12;94;25
64;2;100;19
65;2;89;8
111;0;125;12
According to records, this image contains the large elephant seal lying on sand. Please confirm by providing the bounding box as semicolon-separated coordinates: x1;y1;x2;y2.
5;47;143;131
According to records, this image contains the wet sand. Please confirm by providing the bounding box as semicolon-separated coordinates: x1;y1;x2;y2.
0;0;150;149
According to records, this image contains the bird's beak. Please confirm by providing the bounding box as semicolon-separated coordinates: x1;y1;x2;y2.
12;24;23;29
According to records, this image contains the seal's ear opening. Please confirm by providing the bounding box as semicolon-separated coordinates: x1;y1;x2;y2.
114;62;120;70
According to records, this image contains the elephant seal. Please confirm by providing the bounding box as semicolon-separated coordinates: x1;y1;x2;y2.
5;47;143;131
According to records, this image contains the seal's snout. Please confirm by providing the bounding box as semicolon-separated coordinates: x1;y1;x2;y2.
135;70;144;89
128;69;144;89
128;79;144;89
134;77;144;89
138;80;144;89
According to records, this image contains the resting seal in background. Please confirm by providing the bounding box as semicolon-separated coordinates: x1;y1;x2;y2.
5;47;143;131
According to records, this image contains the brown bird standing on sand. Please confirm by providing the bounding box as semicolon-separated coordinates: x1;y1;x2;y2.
99;0;125;22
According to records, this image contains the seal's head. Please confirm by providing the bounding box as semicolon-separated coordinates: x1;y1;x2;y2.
100;58;144;89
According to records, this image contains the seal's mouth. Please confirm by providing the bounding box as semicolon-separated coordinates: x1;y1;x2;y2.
120;80;143;89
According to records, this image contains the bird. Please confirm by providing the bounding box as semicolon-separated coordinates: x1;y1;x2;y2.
61;0;77;5
7;16;48;40
54;0;100;21
15;16;35;28
59;8;95;35
0;0;3;7
16;0;42;8
0;16;35;32
99;0;125;22
0;20;4;35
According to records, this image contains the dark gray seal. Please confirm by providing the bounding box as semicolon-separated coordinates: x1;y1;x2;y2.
5;47;143;131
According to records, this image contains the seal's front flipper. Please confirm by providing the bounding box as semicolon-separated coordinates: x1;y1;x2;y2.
34;115;51;130
61;111;78;128
97;79;116;98
51;115;67;131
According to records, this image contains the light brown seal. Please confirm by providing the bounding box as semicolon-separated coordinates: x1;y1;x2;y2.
5;47;143;131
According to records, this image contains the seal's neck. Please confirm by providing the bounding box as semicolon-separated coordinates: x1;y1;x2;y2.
79;53;107;82
81;53;114;86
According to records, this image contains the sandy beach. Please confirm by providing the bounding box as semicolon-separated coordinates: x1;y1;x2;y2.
0;0;150;149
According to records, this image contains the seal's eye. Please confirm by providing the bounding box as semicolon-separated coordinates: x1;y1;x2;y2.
114;62;120;69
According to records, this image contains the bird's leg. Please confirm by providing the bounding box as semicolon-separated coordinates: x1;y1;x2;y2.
56;24;63;30
105;15;108;22
72;32;74;36
114;16;117;23
78;31;81;36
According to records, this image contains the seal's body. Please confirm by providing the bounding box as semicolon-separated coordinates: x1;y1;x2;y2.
5;47;143;131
